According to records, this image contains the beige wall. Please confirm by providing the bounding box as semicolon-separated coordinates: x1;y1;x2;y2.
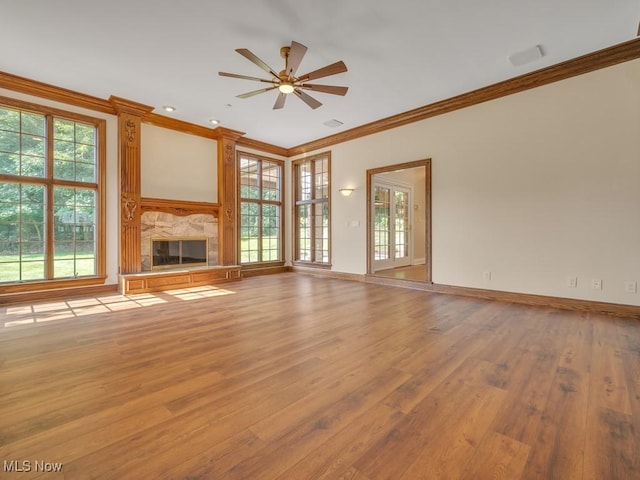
293;58;640;306
141;124;217;203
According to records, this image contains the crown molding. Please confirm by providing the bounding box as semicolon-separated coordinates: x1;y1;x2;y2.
143;112;218;139
236;136;289;157
108;95;154;117
0;71;114;114
287;37;640;157
212;126;245;141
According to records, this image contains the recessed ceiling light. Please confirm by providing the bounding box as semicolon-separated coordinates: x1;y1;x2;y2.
162;105;176;112
209;119;220;125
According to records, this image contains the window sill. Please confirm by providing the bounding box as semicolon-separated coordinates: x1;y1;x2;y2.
241;261;285;271
292;261;332;270
0;276;107;295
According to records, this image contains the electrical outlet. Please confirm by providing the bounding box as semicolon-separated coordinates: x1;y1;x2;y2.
483;271;492;281
567;276;577;288
592;279;602;290
625;281;637;294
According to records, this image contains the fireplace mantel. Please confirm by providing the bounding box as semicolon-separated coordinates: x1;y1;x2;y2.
141;197;220;217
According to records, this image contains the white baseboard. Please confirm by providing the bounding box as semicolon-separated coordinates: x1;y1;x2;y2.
412;257;425;266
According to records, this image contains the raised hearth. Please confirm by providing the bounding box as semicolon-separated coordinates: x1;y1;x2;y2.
119;265;241;295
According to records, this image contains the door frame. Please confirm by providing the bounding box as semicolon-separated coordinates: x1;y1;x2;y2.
366;159;432;282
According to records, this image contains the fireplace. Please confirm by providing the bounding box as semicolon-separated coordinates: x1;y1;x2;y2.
151;237;208;270
141;211;218;271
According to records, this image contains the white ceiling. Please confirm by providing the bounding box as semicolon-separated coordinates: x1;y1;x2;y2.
1;1;638;148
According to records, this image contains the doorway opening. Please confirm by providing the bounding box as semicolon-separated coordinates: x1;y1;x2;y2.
366;159;431;283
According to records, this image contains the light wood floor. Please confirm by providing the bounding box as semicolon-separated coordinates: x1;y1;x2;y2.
0;273;638;479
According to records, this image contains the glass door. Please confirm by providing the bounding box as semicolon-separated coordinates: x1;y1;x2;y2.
372;182;412;272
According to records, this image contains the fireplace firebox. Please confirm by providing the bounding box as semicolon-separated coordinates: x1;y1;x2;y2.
151;237;208;270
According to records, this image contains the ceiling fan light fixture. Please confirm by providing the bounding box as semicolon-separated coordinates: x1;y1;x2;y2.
278;82;295;94
220;41;348;109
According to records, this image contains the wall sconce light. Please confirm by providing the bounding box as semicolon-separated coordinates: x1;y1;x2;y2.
339;188;354;197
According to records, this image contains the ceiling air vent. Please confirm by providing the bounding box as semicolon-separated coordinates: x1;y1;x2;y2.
323;119;344;128
508;45;543;67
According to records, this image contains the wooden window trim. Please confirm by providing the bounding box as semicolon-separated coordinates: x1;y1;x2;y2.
0;96;106;293
237;151;285;265
292;152;331;266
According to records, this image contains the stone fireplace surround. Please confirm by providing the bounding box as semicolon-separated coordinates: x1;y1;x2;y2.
141;212;218;271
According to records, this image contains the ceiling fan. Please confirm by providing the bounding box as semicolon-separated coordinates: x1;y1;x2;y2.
219;41;348;110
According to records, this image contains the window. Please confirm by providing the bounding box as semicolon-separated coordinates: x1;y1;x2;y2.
293;153;330;265
238;152;284;265
0;98;105;287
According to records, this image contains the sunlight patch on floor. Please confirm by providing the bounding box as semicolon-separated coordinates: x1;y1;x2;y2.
0;285;236;328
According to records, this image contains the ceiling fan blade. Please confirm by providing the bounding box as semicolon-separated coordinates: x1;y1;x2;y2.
219;72;276;84
298;61;347;81
273;92;287;110
294;89;322;109
286;41;307;77
299;84;348;96
237;86;278;99
236;48;280;79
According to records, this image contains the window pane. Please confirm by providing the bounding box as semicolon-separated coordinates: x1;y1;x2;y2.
21;155;45;177
53;159;73;180
240;201;260;263
0;182;20;203
54;139;74;160
53;187;96;278
314;202;329;263
0;224;19;242
76;144;95;164
0;182;46;281
0;131;20;153
21;113;45;136
22;241;44;260
0;152;19;175
21;223;45;242
298;162;311;201
240;156;260;200
262;161;280;201
297;204;311;262
76;162;95;182
262;204;280;261
21;134;45;157
53;119;74;141
75;123;95;145
54;259;75;278
53;121;97;181
0;261;20;283
0;107;20;131
75;257;96;276
20;261;45;281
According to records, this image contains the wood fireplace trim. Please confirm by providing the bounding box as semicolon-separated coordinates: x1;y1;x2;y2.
140;197;220;217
